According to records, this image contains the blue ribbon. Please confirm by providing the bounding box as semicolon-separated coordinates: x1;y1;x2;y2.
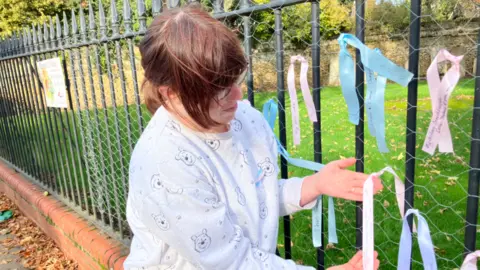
398;209;437;270
338;33;413;153
263;99;338;247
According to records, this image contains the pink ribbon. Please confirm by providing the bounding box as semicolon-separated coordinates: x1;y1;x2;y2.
422;49;464;155
461;251;480;270
363;167;413;269
287;55;317;145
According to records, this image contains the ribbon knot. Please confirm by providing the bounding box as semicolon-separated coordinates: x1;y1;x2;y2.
337;33;413;153
362;166;412;269
287;55;318;146
290;55;307;65
422;49;463;155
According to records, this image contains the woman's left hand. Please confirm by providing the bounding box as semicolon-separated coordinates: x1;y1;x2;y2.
302;157;383;203
327;251;380;270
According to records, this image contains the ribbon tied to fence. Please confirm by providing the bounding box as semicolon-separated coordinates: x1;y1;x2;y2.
338;33;413;153
397;208;437;270
263;99;337;248
422;49;464;155
362;166;411;270
460;250;480;270
287;55;318;146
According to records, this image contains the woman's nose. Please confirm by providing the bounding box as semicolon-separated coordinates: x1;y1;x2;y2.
229;84;243;101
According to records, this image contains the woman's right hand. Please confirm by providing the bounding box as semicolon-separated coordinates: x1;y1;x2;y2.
326;250;379;270
310;158;383;202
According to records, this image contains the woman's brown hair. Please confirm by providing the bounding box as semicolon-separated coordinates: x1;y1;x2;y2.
139;3;248;129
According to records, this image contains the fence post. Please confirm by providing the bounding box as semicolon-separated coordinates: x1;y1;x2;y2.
272;5;291;260
241;0;254;107
405;0;421;233
55;14;78;205
464;29;480;256
8;32;30;174
29;25;53;184
124;0;144;135
354;0;366;251
99;0;127;237
310;0;323;268
404;0;421;268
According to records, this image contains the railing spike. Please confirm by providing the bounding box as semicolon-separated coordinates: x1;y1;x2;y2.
111;0;120;37
88;1;97;41
152;0;162;17
123;0;133;35
137;0;147;33
79;7;87;43
99;0;107;41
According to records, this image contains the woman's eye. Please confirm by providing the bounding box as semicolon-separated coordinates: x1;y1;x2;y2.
218;89;230;99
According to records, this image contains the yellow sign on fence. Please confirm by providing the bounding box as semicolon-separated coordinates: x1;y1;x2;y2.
36;58;68;108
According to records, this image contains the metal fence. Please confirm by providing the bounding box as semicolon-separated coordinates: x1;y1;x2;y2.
0;0;479;269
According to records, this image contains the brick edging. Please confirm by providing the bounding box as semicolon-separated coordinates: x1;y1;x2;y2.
0;161;128;270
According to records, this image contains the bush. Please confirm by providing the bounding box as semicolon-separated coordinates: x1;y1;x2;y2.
367;0;410;34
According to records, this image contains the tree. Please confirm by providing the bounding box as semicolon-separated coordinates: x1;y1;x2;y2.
0;0;76;37
227;0;353;51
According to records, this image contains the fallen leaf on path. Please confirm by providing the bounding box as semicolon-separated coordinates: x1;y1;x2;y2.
0;193;78;269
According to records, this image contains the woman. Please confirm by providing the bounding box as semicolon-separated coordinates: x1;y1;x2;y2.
124;4;383;270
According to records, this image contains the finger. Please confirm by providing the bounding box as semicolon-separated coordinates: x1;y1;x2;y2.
353;256;363;269
350;175;384;191
331;157;357;169
348;251;363;265
353;252;379;269
342;170;369;181
351;178;369;189
346;193;363;201
372;177;384;193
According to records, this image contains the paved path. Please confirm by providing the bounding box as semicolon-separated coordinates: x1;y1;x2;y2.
0;234;28;270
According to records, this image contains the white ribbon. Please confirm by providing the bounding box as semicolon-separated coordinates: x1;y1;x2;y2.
422;49;464;155
287;55;317;146
362;166;412;269
461;250;480;270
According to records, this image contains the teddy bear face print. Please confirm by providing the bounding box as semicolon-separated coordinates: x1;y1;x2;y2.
152;213;170;231
151;174;184;194
205;139;220;150
231;119;242;132
257;158;275;176
176;148;196;166
191;229;211;253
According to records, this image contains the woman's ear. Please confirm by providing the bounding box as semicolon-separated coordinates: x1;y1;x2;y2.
158;86;177;101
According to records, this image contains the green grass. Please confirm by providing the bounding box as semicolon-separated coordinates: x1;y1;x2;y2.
0;78;478;269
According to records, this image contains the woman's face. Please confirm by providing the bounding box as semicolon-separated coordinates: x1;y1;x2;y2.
208;70;247;127
164;69;247;133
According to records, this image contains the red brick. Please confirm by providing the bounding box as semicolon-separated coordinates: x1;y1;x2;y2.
0;161;129;270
